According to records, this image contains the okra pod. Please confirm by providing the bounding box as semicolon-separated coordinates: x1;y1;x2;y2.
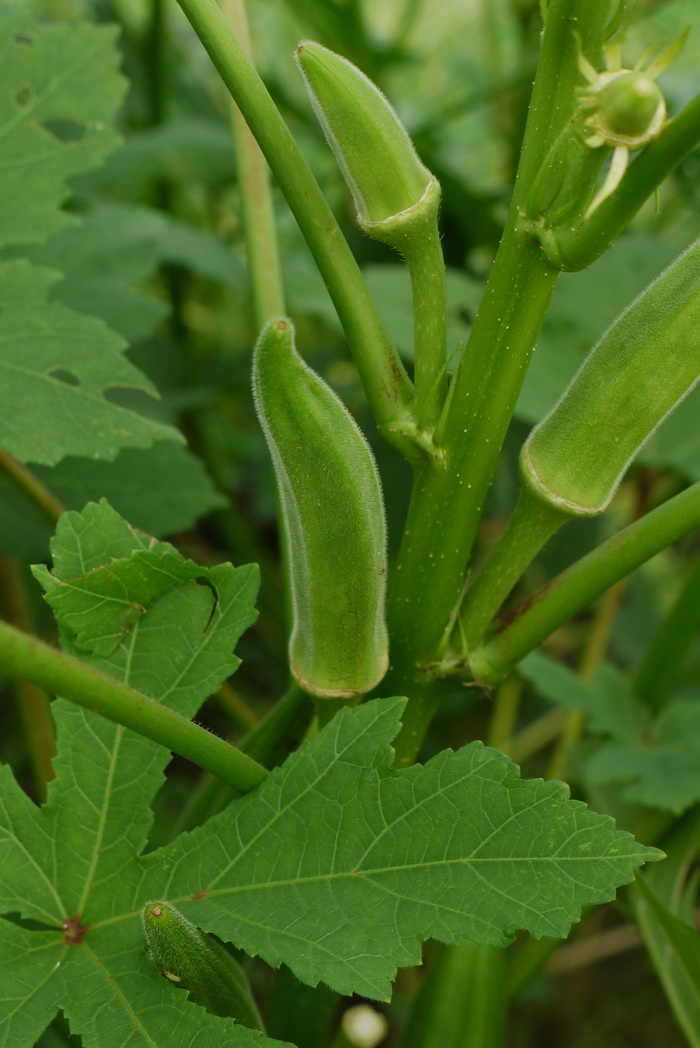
252;318;388;698
141;901;264;1029
523;238;700;515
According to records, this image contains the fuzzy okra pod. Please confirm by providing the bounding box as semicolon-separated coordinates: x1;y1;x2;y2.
141;901;264;1029
252;318;388;698
296;40;446;429
295;39;437;241
523;237;700;515
460;238;700;648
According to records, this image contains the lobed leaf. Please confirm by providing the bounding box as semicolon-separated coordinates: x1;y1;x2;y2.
139;698;660;1001
0;260;182;466
0;15;125;249
0;502;263;1046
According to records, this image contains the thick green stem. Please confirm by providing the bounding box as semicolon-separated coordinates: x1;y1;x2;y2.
459;484;569;651
175;0;415;441
0;620;268;793
383;1;614;763
220;0;285;325
470;481;700;685
545;93;700;271
634;552;700;710
0;449;64;523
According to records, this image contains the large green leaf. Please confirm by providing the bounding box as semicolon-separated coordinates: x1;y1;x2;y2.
0;14;125;248
136;699;659;1001
0;503;659;1043
0;15;187;467
0;501;267;1046
0;260;181;465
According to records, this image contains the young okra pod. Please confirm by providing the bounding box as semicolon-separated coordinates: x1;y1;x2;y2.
295;39;440;249
141;901;264;1029
252;317;389;698
522;238;700;515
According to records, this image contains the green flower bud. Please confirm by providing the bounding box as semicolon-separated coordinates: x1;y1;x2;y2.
295;40;434;230
252;317;389;698
522;239;700;515
141;901;264;1029
596;71;665;142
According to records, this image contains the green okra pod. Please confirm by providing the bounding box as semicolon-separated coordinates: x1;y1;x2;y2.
295;39;434;232
296;39;447;430
523;237;700;515
459;237;700;648
252;317;389;698
141;900;264;1029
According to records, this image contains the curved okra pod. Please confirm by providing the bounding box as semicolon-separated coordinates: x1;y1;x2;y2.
459;238;700;649
252;318;389;698
141;901;264;1029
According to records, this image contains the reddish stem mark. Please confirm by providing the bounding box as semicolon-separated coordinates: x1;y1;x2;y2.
62;913;91;945
190;889;209;900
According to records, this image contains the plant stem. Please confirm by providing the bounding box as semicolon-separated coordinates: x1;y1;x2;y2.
397;941;505;1048
0;620;268;793
175;0;415;442
508;707;568;765
0;449;64;523
220;0;285;326
470;481;700;685
167;684;310;838
213;680;258;731
400;186;447;430
459;484;569;651
547;577;626;781
547;93;700;271
0;555;55;801
634;552;700;710
384;1;614;763
487;673;523;752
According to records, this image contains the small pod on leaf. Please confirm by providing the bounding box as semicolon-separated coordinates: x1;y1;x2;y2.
522;238;700;515
252;317;389;698
295;39;439;249
141;900;263;1029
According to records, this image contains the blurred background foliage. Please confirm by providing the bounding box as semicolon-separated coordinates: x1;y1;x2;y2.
1;0;700;1045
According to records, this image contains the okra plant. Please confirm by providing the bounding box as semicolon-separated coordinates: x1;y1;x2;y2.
1;1;700;1046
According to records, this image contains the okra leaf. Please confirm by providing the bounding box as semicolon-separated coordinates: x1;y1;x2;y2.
0;14;125;249
0;260;182;466
521;652;700;814
0;501;658;1044
0;443;226;564
138;700;660;1002
0;501;269;1047
0;15;185;467
23;201;247;343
